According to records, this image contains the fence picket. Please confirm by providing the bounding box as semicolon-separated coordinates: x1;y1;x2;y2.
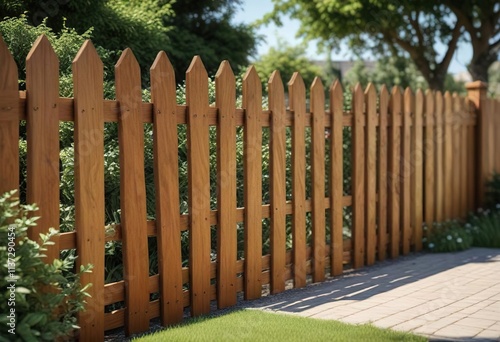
289;72;306;288
329;81;344;275
72;40;105;340
401;88;412;255
377;86;389;260
364;83;377;265
150;51;184;325
443;92;453;219
459;96;468;215
452;94;461;218
310;77;325;282
25;35;60;261
215;61;237;308
388;87;401;258
352;84;365;268
115;48;150;334
243;66;263;300
424;90;435;228
434;92;444;222
0;36;19;196
412;90;424;251
186;56;212;315
269;71;287;294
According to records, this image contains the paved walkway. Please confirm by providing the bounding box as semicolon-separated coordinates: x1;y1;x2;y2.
245;248;500;341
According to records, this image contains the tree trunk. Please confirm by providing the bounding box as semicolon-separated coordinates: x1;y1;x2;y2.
419;69;446;92
468;52;497;83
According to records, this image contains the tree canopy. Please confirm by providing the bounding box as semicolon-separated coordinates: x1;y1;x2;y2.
0;0;257;82
263;0;499;91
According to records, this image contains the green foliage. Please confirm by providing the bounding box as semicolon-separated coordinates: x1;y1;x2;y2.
344;56;426;90
253;40;323;89
0;15;115;97
423;220;473;253
0;190;92;341
484;173;500;209
467;207;500;248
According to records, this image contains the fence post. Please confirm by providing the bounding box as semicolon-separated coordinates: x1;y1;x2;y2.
466;81;488;207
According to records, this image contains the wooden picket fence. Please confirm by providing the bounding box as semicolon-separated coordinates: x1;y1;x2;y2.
1;35;499;341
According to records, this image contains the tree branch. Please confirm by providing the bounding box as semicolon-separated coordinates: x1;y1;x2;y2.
438;22;462;70
409;11;424;49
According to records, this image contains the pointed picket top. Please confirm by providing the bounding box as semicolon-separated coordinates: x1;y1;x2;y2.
186;55;208;79
288;71;305;90
329;79;343;114
364;82;377;104
404;87;413;115
151;51;175;88
243;65;260;85
311;76;324;94
150;51;176;116
115;48;140;75
415;89;424;117
389;86;402;115
215;60;235;81
72;41;103;91
435;91;443;116
425;89;434;115
26;34;58;65
379;84;389;103
268;70;284;92
352;82;364;114
330;79;343;94
0;34;18;90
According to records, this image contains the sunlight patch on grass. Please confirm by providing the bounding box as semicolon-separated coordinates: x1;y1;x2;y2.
133;309;426;342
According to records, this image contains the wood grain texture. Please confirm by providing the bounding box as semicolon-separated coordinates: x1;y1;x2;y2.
186;56;211;315
329;81;344;275
150;51;184;325
310;77;325;282
377;86;389;260
289;72;306;288
388;87;401;259
115;48;150;335
434;92;444;222
242;66;263;300
412;90;424;252
401;88;412;255
0;35;19;196
352;83;365;268
215;61;237;308
443;92;453;219
269;70;286;294
452;94;461;218
459;96;468;215
424;90;435;226
364;83;376;265
26;34;60;261
72;40;105;341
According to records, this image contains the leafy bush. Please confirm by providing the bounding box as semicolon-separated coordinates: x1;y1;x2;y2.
467;206;500;248
423;220;473;253
0;190;92;341
484;173;500;210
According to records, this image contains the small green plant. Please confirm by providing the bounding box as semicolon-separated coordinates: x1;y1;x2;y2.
467;206;500;248
423;220;473;253
0;190;92;341
485;173;500;210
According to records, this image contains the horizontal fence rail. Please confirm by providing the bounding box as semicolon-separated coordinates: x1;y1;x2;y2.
1;35;499;341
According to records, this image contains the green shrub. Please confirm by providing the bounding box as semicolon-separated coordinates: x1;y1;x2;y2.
0;190;92;341
467;206;500;248
485;173;500;210
423;220;473;253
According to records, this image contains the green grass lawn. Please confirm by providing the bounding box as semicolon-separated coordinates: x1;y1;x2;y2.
133;309;427;342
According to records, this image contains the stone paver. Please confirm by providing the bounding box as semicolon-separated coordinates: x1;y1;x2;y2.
242;248;500;341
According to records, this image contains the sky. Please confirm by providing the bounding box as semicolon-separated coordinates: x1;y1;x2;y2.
233;0;471;74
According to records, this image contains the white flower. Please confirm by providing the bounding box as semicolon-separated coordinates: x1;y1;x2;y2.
447;235;452;240
457;238;463;243
465;223;472;228
496;203;500;209
428;243;435;249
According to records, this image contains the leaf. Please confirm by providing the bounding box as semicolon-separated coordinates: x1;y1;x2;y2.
20;312;46;327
